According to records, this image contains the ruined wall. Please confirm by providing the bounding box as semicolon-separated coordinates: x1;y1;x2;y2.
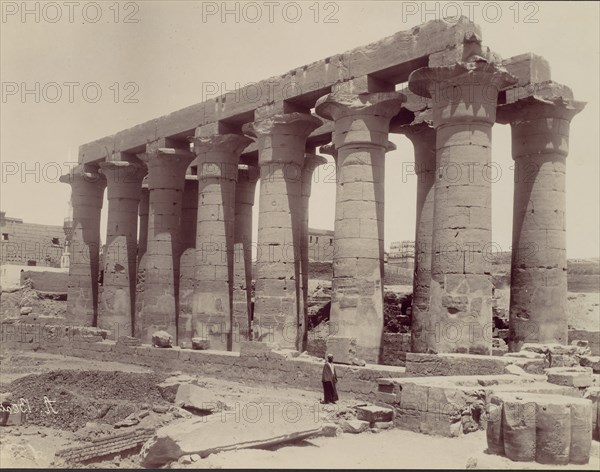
0;213;65;267
20;270;69;293
307;228;335;263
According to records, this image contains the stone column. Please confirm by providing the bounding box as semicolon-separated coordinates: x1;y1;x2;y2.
315;91;404;363
300;153;328;350
408;61;516;354
397;121;437;353
98;160;146;337
136;147;195;343
497;95;585;350
192;133;252;351
135;183;150;318
137;184;150;268
232;165;259;350
59;167;106;326
243;113;322;349
178;175;199;344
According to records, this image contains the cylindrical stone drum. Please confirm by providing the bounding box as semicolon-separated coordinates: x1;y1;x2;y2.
535;400;571;465
569;399;592;464
502;398;536;461
486;403;504;455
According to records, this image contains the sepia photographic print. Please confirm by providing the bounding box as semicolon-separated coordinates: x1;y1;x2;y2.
1;0;599;469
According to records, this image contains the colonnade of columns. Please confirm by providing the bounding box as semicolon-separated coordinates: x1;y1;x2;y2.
62;59;583;361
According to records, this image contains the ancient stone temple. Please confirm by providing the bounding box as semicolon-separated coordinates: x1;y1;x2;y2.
61;17;584;364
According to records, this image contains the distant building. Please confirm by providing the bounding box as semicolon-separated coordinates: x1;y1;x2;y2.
388;240;415;269
0;211;67;268
308;228;335;262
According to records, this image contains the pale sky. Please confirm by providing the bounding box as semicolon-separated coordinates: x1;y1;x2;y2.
1;1;599;258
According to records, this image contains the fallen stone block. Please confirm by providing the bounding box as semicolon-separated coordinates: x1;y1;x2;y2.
355;405;393;424
157;374;196;403
191;338;210;350
152;331;173;348
19;307;32;315
175;384;226;413
579;355;600;374
140;406;326;468
546;366;593;388
339;419;370;434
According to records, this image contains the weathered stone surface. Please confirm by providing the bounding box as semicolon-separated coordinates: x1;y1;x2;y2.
340;419;370;434
152;330;173;348
488;392;593;465
355;405;394;424
19;307;32;316
546;367;593;387
579;356;600;373
157;374;196;403
409;60;517;355
140;406;325;467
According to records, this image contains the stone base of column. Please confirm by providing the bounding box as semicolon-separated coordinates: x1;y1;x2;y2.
326;336;380;365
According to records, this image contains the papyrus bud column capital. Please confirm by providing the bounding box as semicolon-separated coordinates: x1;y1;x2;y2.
191;132;252;350
497;94;586;350
98;160;146;337
409;61;516;126
136;147;195;343
60;167;106;327
408;60;517;355
315;91;405;364
243;112;322;349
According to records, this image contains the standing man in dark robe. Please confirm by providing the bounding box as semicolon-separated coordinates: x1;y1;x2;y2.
321;353;338;404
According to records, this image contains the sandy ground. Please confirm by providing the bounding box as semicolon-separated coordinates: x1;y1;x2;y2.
193;429;600;470
1;351;599;469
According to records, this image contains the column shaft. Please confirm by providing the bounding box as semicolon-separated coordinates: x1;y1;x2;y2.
178;176;199;344
192;134;251;350
243;113;322;349
402;124;436;353
409;61;516;354
60;168;106;327
99;161;145;337
316;91;404;363
300;153;327;350
497;96;585;350
136;148;195;343
232;166;258;350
